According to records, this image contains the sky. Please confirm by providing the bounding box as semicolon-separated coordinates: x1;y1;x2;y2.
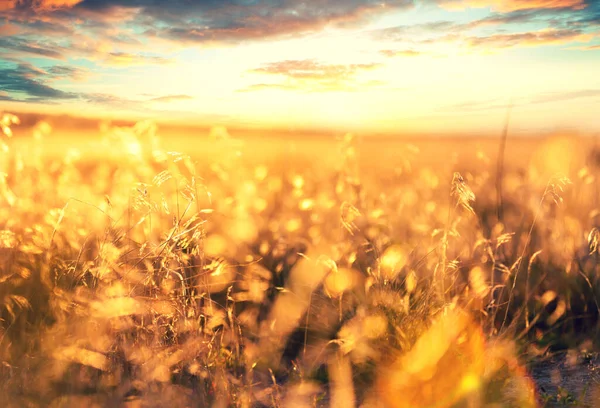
0;0;599;136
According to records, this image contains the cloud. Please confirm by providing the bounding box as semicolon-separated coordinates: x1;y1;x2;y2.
573;3;600;26
2;0;414;44
0;59;187;108
237;83;298;93
372;25;593;53
2;0;83;11
0;62;78;101
105;52;172;66
250;59;380;80
0;59;185;107
465;8;555;28
0;90;14;101
0;22;20;35
379;49;422;57
443;98;510;112
149;1;414;44
0;34;169;67
10;19;73;36
444;89;600;112
530;89;600;104
466;28;593;48
372;20;457;41
38;0;83;8
46;65;88;80
84;92;137;108
573;43;600;49
0;2;146;66
371;2;598;42
86;93;196;107
0;37;66;59
149;94;193;103
436;0;587;12
242;59;382;92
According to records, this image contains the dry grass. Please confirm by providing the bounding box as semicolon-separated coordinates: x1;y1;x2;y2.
1;112;600;407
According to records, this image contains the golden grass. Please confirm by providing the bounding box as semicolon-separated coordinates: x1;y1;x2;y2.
1;113;600;406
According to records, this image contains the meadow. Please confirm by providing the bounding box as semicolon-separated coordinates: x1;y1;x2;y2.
1;112;600;407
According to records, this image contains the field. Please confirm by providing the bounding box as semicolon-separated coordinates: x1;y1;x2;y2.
1;113;600;407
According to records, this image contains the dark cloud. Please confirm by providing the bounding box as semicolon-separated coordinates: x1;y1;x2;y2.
0;35;169;67
0;37;66;59
0;62;78;101
2;0;415;44
569;0;600;26
73;0;412;20
0;59;186;106
149;1;414;44
2;0;598;58
371;0;598;45
47;65;87;79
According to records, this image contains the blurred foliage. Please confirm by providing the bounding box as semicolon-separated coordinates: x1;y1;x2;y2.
1;113;600;406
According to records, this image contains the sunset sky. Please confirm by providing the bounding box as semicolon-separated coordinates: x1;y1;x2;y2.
1;0;599;136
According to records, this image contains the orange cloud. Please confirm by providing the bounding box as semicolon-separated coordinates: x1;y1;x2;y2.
0;1;16;11
438;0;586;12
0;23;20;36
39;0;83;8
